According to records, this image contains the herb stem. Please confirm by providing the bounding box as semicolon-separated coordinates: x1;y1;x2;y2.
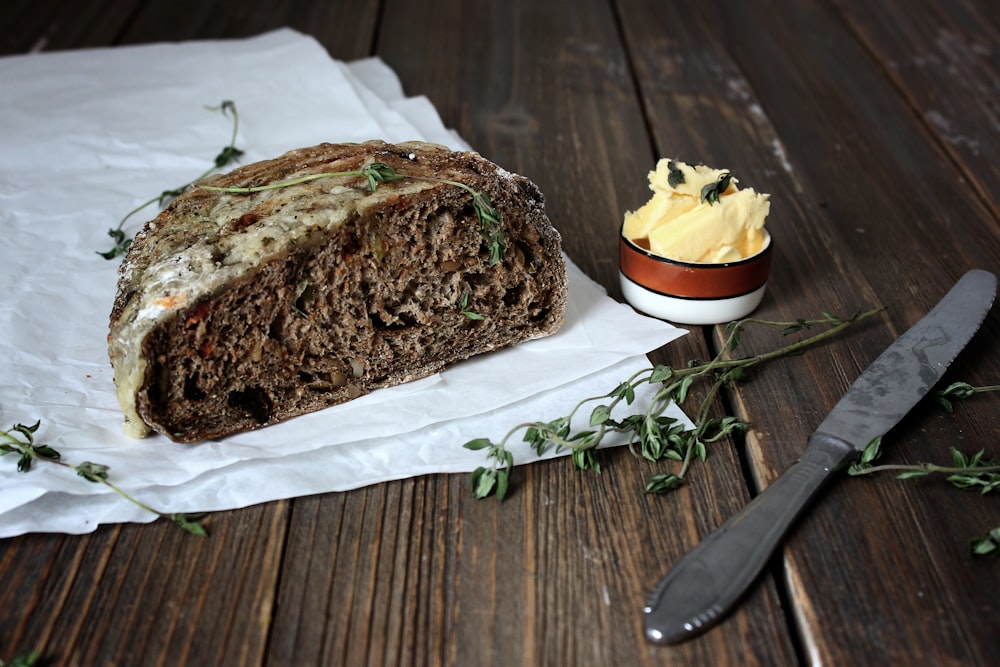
1;421;206;535
199;169;386;193
199;161;507;265
464;307;883;499
99;100;244;260
688;308;884;378
851;462;1000;476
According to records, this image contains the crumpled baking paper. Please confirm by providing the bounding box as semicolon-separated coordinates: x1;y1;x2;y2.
0;28;687;537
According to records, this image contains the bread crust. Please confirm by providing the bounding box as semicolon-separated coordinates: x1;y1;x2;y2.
108;140;567;442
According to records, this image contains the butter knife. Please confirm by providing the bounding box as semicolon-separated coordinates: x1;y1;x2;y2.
644;269;997;644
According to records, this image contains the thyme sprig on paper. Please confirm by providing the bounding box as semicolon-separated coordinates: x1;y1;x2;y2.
199;161;507;265
1;421;206;535
98;100;244;260
464;308;881;500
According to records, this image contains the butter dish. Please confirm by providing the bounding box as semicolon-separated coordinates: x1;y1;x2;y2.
619;229;772;325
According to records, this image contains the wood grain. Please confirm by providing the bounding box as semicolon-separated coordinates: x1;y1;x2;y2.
1;0;998;665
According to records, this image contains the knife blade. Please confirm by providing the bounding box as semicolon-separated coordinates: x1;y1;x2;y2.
643;269;997;645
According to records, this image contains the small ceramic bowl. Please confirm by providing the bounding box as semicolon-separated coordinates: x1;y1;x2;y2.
618;229;773;325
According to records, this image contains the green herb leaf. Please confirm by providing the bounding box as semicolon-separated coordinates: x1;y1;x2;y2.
97;227;133;260
463;438;494;452
463;308;883;502
700;171;733;205
200;161;508;265
2;420;209;535
495;469;510;501
571;448;601;472
101;100;244;260
0;650;42;667
589;404;612;426
645;473;685;494
472;466;498;498
458;290;485;320
666;160;685;188
971;527;1000;557
172;514;209;537
76;461;110;482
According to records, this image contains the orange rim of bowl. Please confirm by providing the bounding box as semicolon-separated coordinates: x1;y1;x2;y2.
619;228;773;299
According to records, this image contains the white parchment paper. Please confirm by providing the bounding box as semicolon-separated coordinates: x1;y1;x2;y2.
0;29;687;536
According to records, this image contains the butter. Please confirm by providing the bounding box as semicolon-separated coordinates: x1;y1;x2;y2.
623;159;769;263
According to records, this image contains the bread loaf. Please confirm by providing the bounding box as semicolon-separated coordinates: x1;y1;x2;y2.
109;140;568;442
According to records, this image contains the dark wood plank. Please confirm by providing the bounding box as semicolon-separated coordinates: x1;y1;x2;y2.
833;0;1000;219
617;0;1000;663
1;0;142;55
118;0;379;61
352;0;801;665
0;3;377;665
4;1;997;665
0;503;289;665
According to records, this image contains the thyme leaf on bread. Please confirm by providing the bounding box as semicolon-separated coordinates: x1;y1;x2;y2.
99;100;244;260
464;309;881;500
200;161;507;265
1;420;207;535
458;290;485;320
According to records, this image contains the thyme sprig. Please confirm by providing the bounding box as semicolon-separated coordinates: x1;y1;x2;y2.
1;421;206;535
701;171;733;205
971;528;1000;557
849;437;999;557
199;161;507;265
98;100;244;260
0;651;40;667
935;381;1000;412
849;438;1000;489
464;308;881;499
666;159;685;188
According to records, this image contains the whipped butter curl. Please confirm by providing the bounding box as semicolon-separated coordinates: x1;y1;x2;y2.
622;159;770;263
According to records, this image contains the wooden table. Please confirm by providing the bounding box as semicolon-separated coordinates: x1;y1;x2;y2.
3;1;998;665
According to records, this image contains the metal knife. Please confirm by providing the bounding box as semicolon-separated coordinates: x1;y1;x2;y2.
643;269;997;645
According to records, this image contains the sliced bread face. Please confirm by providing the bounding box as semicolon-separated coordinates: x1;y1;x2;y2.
109;141;567;442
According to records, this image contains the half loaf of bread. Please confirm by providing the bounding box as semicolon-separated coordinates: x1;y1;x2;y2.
109;140;568;442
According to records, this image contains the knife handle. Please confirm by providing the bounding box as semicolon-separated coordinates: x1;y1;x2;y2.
643;432;857;644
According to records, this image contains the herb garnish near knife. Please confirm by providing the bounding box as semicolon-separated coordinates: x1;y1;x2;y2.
644;269;997;644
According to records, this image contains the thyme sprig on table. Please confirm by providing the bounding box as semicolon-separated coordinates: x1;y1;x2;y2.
849;438;1000;491
98;100;245;260
199;161;507;265
934;381;1000;413
464;308;882;500
849;382;1000;557
1;420;206;535
0;651;40;667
